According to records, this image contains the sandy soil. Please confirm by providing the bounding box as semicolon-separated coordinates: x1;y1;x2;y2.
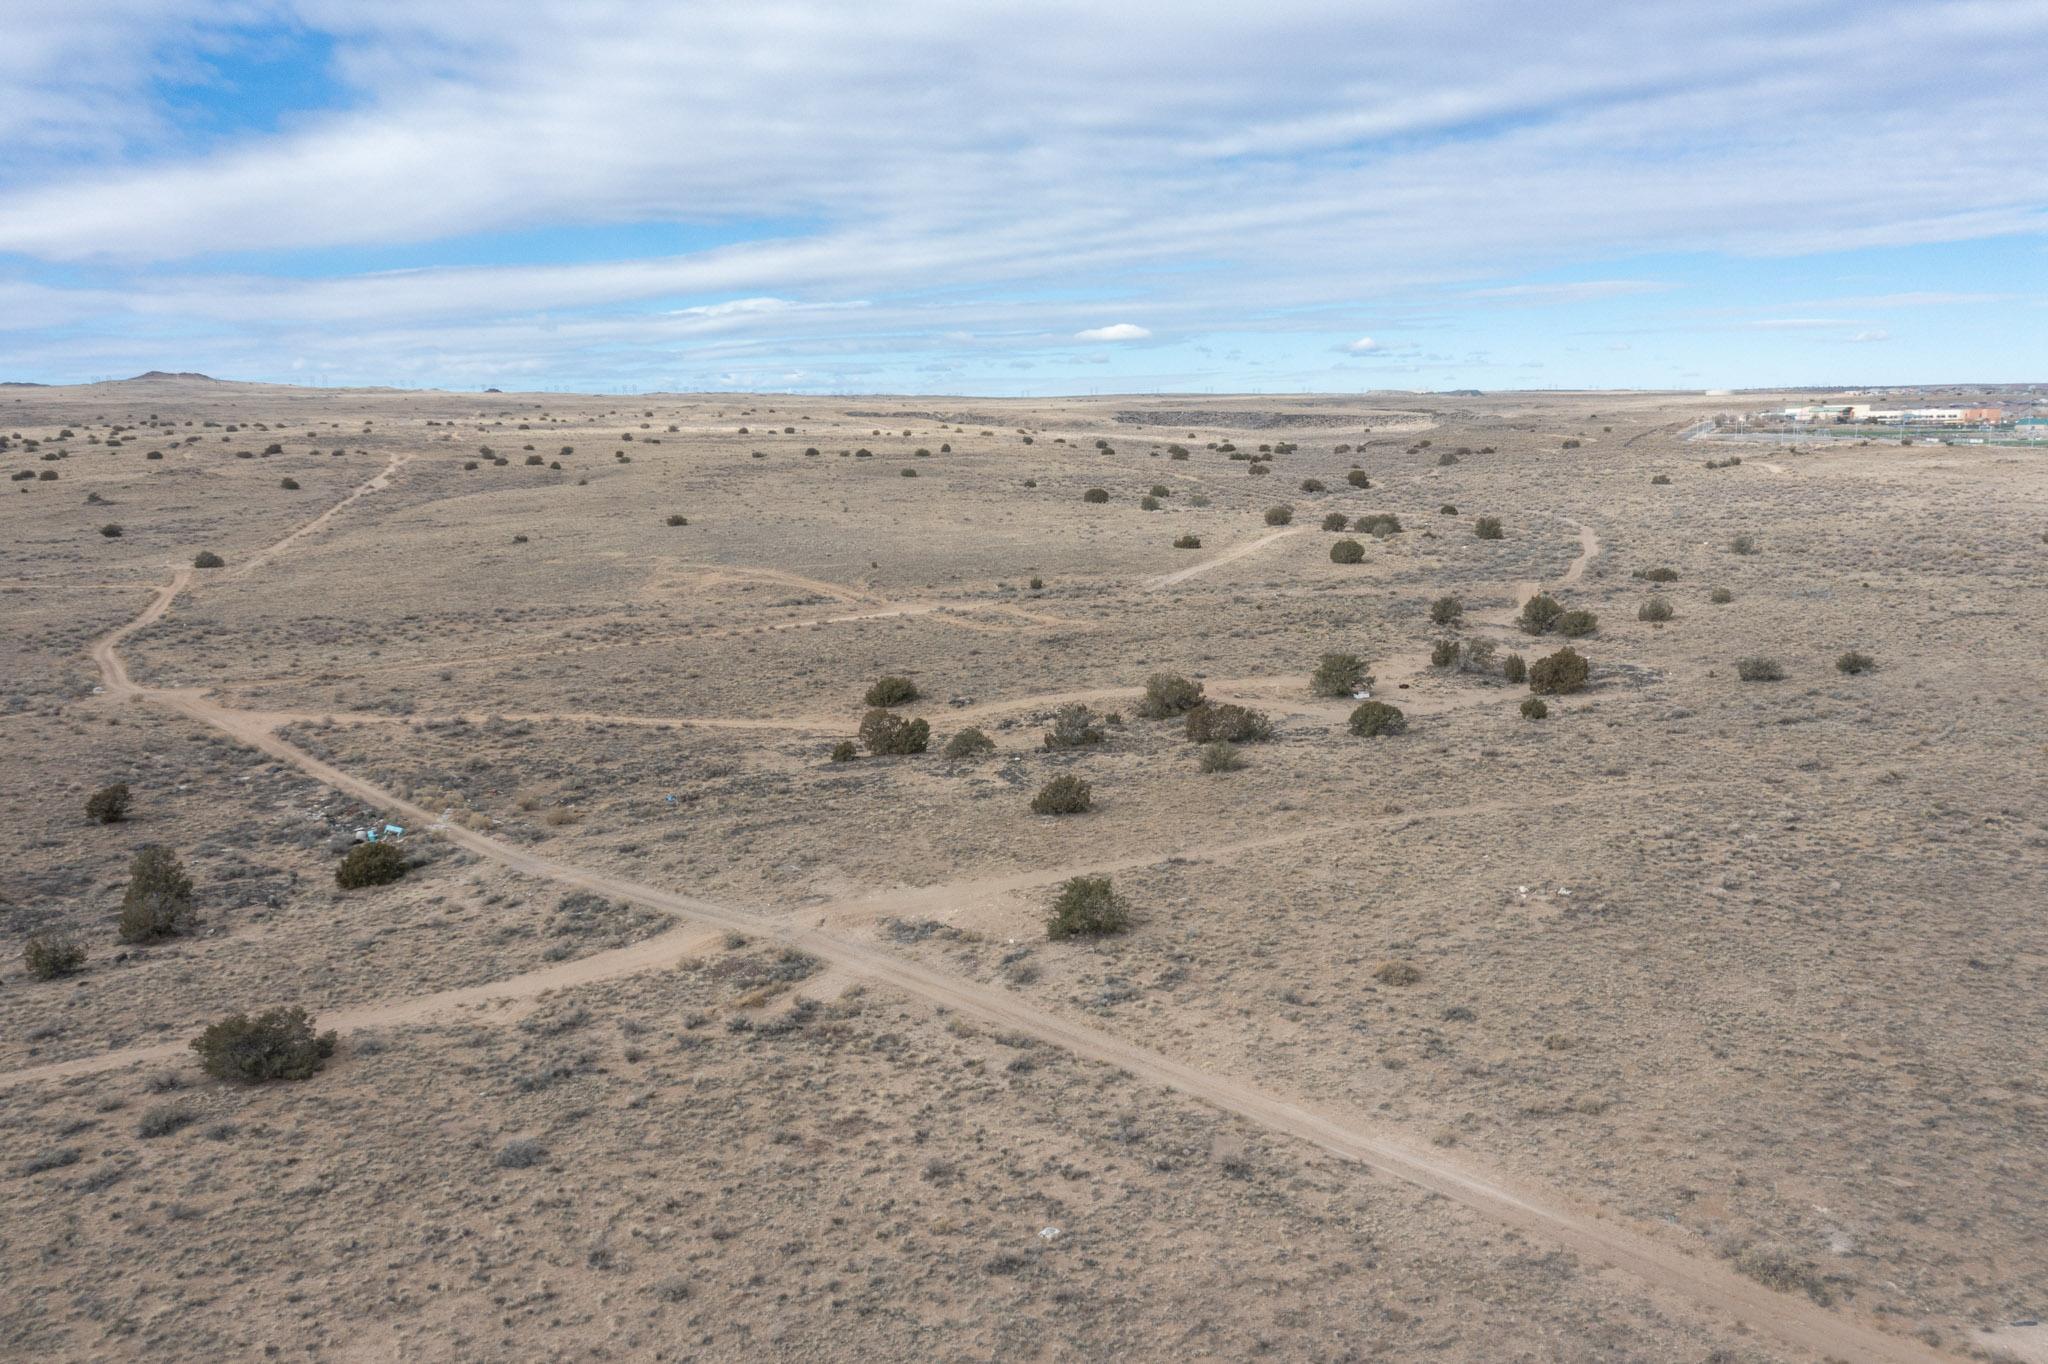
1;378;2041;1363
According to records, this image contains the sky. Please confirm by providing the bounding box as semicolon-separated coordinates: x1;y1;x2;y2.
2;1;2045;395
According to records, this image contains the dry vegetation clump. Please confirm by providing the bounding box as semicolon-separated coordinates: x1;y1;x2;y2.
1030;774;1093;815
1835;649;1875;674
1083;487;1109;504
1501;651;1527;683
1329;538;1365;564
118;845;194;943
1638;596;1674;622
1136;673;1204;719
1197;740;1245;773
1428;594;1464;626
1527;647;1590;694
1517;593;1564;634
1355;512;1402;536
1172;533;1201;549
1043;704;1106;750
191;1006;338;1083
1309;652;1370;697
1046;876;1130;940
1320;511;1348;531
1556;608;1598;638
336;840;409;889
942;727;994;758
1347;700;1406;737
860;708;931;754
1710;586;1734;604
829;740;858;763
863;675;919;707
1264;505;1293;526
1474;516;1504;539
1736;656;1785;682
192;550;225;568
85;782;130;824
23;931;86;980
1374;959;1422;985
1520;697;1549;720
1183;701;1272;744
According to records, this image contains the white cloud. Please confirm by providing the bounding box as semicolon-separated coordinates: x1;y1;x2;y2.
1844;329;1891;343
1344;336;1382;353
1075;323;1150;342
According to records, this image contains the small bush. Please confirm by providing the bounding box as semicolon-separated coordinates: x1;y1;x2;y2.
1137;673;1204;719
1043;704;1105;750
1347;700;1406;737
280;477;300;490
137;1103;196;1138
1528;647;1590;695
1440;503;1458;515
1650;473;1671;485
1835;650;1875;675
1500;652;1527;683
23;932;86;980
1083;488;1109;504
1329;538;1365;564
1638;596;1674;622
901;467;918;477
1138;493;1158;509
1346;470;1370;488
1636;566;1679;582
118;845;193;943
1520;697;1549;720
1198;741;1245;773
1173;533;1202;549
1736;657;1784;682
864;676;919;707
1184;702;1272;743
99;523;123;538
496;1139;546;1169
1321;511;1348;531
943;727;994;758
192;550;225;569
1517;593;1563;634
1430;638;1459;668
666;513;688;526
860;709;931;755
1046;876;1130;941
1374;960;1422;985
1709;587;1734;604
829;740;858;762
1309;652;1369;697
1556;609;1598;638
1729;533;1757;555
1427;595;1463;626
191;1006;337;1083
1264;505;1293;526
1355;512;1402;536
1474;516;1504;540
1030;775;1094;815
86;782;130;824
337;840;408;889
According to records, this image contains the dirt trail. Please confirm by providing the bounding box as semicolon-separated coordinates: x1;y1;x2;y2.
225;453;412;581
1143;527;1303;590
34;478;1953;1364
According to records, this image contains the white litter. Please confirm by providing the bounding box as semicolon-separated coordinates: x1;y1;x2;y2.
1038;1226;1062;1241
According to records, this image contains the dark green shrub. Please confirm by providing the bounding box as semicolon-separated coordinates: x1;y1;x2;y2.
1736;657;1784;682
1556;609;1598;638
1520;697;1549;720
864;676;919;707
118;845;193;943
1321;511;1348;531
1428;595;1463;626
666;513;688;526
1046;876;1130;940
192;550;225;569
1083;488;1109;504
23;932;85;980
525;455;544;466
1138;494;1159;509
1501;652;1527;683
1347;700;1406;737
1729;533;1757;555
99;523;123;538
1528;647;1590;695
901;467;918;477
1517;593;1563;634
280;477;299;490
1638;596;1674;622
1650;473;1671;485
1356;512;1402;535
1450;637;1497;673
1030;775;1093;815
1709;587;1733;604
1264;505;1293;526
1329;538;1364;564
1374;960;1422;985
1148;484;1170;497
1439;503;1458;515
337;841;408;889
1636;566;1679;582
1198;741;1245;773
1043;704;1105;750
1474;516;1504;540
1430;638;1459;668
1184;702;1272;743
860;709;930;754
1299;478;1326;492
136;1103;195;1138
829;740;858;762
1310;652;1369;697
1137;673;1204;719
1173;533;1201;549
1835;650;1875;675
1346;470;1370;488
191;1006;337;1083
86;782;130;824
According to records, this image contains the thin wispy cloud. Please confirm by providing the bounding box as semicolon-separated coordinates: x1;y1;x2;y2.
0;1;2043;390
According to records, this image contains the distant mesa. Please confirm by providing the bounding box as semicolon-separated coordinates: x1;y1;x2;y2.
128;370;218;382
484;386;503;393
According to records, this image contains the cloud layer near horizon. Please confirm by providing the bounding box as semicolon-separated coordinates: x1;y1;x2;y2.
2;1;2045;391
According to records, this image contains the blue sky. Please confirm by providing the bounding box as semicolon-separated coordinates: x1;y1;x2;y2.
2;1;2045;394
